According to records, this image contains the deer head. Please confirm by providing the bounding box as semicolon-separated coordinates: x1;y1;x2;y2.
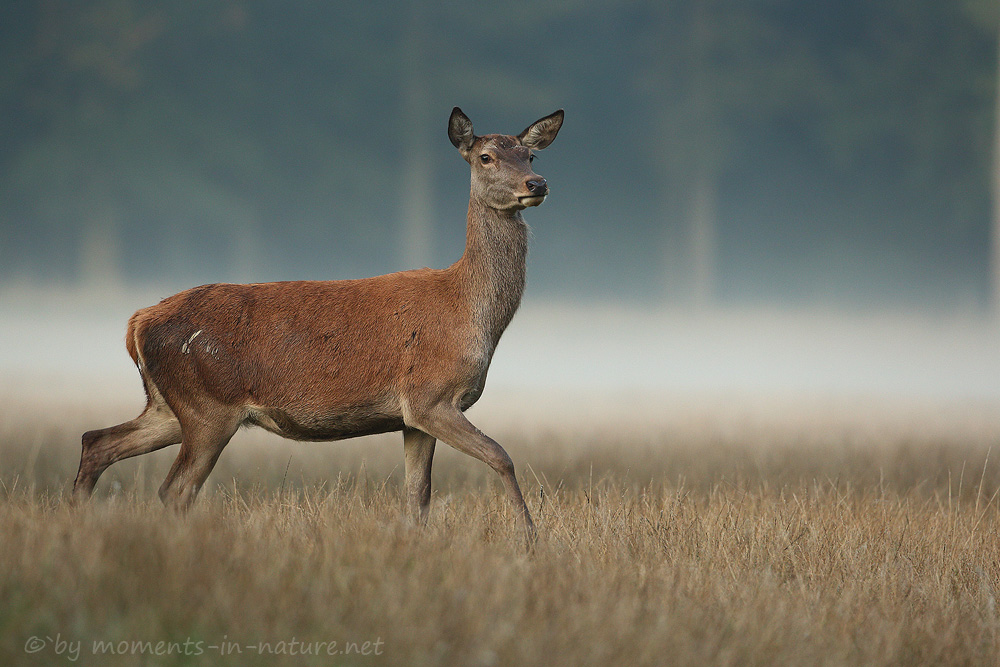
448;107;564;212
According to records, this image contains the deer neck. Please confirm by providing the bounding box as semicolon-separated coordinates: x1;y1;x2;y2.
455;197;528;347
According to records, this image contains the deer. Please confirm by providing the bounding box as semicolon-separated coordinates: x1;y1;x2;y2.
73;107;563;541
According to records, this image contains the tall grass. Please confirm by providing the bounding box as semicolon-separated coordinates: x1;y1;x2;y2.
2;396;1000;665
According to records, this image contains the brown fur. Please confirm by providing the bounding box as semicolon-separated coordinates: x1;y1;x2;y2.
74;108;563;541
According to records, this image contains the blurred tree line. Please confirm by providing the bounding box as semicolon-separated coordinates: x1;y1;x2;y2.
1;0;997;310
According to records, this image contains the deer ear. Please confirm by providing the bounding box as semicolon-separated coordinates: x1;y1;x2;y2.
518;109;564;150
448;107;476;158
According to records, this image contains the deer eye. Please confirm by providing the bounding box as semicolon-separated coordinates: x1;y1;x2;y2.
528;154;535;163
479;154;492;164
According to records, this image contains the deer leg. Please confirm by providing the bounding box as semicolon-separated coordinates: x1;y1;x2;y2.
403;427;436;524
73;396;182;500
158;419;238;512
411;406;534;541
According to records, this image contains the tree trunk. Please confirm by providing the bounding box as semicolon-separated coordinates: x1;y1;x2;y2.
230;210;262;283
689;161;717;308
687;0;716;309
398;0;433;270
991;24;1000;321
79;209;122;290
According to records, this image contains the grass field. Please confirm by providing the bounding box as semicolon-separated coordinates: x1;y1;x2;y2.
3;393;1000;666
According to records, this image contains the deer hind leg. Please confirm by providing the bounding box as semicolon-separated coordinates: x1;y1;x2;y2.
410;405;534;541
157;415;239;512
73;391;182;500
403;427;436;524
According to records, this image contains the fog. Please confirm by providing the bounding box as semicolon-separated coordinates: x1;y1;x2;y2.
1;288;997;414
2;1;998;415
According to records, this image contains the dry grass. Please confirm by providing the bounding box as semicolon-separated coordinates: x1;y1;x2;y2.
3;396;1000;666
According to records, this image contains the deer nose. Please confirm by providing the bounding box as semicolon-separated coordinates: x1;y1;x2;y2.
526;178;547;196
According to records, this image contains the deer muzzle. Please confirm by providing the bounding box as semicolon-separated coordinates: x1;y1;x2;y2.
518;178;548;206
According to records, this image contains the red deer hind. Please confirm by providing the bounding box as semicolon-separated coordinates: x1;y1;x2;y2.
74;107;564;540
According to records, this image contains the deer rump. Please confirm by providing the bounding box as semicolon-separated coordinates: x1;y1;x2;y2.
129;274;487;442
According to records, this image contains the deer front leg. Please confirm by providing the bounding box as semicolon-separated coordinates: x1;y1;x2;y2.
409;405;535;543
403;427;436;524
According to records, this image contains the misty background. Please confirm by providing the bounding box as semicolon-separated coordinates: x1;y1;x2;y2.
2;0;999;407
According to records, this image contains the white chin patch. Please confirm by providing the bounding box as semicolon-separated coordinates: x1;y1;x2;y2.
518;195;546;207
